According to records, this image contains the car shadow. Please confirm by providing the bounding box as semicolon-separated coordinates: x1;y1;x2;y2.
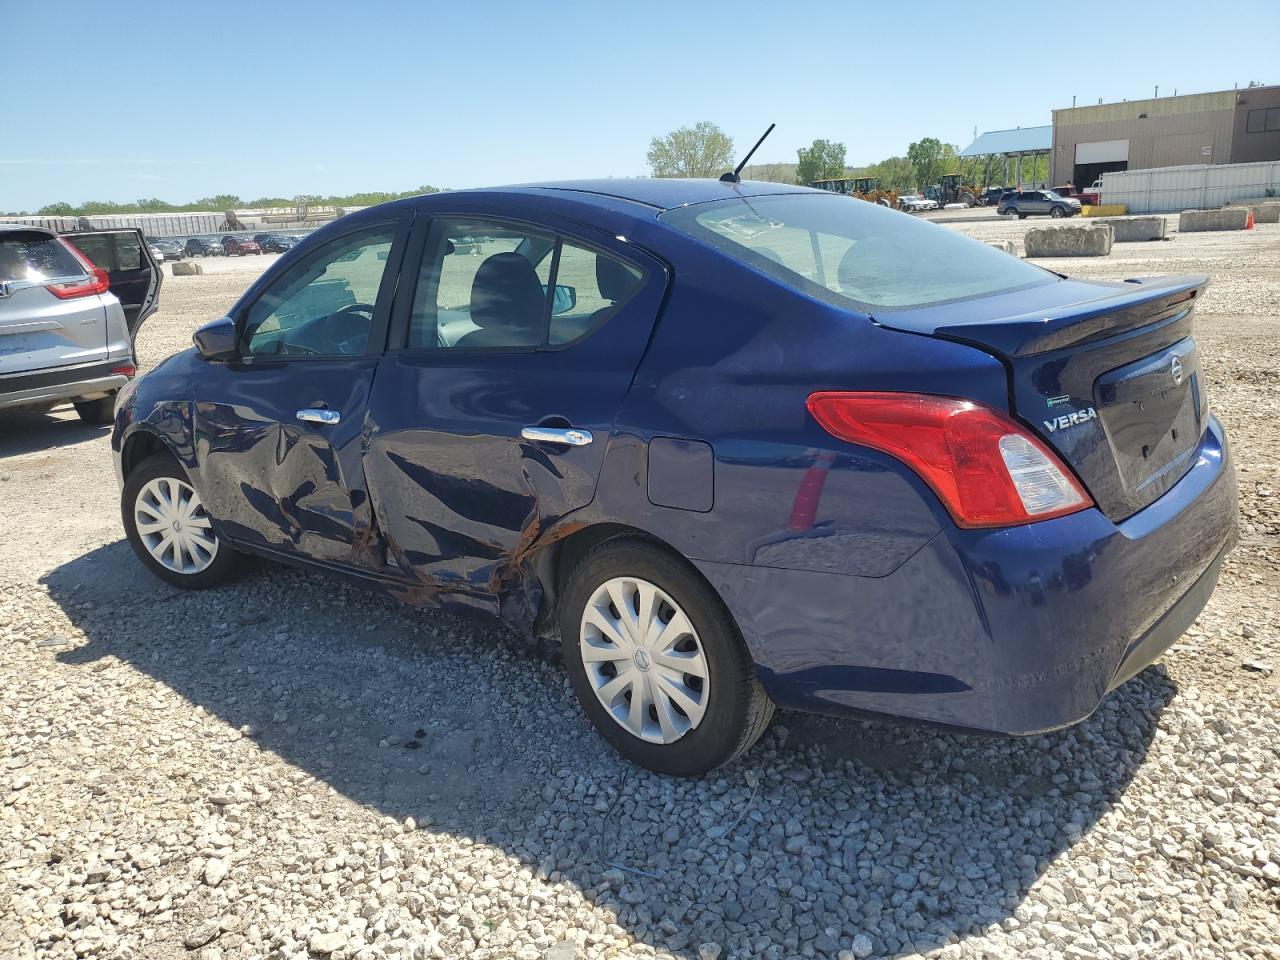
0;405;108;457
41;542;1173;959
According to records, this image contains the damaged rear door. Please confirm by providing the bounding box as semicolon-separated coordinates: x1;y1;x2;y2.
363;213;666;615
194;218;408;566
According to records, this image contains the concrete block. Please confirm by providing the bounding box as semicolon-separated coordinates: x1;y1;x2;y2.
171;261;203;276
1023;223;1114;258
1082;204;1127;217
1178;208;1250;232
985;239;1018;255
1095;216;1168;242
1252;203;1280;224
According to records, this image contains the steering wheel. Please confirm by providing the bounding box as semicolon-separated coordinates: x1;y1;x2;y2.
318;303;375;355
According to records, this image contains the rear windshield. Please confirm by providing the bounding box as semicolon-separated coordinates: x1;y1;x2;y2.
0;233;86;283
660;193;1055;310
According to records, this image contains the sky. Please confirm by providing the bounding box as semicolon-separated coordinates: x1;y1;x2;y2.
2;0;1272;212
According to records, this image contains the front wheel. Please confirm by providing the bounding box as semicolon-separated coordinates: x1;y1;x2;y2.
1050;206;1066;218
122;454;240;589
560;537;774;776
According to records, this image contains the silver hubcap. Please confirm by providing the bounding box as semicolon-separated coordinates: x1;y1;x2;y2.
134;477;218;575
580;577;709;744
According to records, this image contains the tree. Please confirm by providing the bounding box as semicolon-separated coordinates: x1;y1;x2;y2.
647;122;735;178
867;155;915;193
907;137;946;191
37;202;75;216
795;139;846;185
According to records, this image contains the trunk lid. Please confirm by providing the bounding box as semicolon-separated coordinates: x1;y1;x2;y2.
875;275;1209;521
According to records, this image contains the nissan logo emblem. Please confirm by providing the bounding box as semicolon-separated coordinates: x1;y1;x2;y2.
1170;356;1184;385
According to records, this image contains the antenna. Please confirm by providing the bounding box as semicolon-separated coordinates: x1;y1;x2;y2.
720;123;776;183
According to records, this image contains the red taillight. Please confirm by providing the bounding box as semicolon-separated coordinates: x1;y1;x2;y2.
47;238;111;299
806;391;1092;528
111;364;136;377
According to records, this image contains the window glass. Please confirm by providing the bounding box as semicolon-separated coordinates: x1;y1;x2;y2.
242;226;394;357
547;240;644;345
0;233;85;282
1247;109;1264;133
661;193;1054;310
1269;108;1280;133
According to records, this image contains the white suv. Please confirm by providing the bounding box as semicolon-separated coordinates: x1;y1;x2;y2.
0;224;160;423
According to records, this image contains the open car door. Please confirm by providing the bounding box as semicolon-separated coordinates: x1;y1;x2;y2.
61;229;162;353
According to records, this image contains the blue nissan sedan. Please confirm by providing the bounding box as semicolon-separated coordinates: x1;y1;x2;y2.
112;179;1237;775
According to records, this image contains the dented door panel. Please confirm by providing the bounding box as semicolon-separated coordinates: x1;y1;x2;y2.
193;358;380;566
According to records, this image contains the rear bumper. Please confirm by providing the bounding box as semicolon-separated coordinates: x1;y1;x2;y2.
697;415;1237;734
0;358;130;412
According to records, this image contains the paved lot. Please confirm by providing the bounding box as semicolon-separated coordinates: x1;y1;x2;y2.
2;223;1278;960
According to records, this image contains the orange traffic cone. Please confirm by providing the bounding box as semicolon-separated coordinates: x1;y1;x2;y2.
1246;209;1255;230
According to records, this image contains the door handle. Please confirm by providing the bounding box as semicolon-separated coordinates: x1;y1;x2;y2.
297;408;341;425
521;425;593;447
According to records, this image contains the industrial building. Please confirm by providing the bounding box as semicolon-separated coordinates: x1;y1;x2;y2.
1050;83;1280;188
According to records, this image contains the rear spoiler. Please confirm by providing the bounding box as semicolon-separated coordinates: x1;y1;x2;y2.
933;275;1208;358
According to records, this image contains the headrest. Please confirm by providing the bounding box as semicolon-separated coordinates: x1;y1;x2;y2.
470;252;545;330
596;255;641;302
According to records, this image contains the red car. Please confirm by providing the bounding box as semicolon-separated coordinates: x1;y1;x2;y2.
221;236;262;256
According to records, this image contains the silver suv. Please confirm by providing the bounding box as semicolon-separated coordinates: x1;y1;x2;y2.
0;224;160;423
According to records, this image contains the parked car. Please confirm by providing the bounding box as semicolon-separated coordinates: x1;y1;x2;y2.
255;234;299;254
998;189;1082;219
147;243;166;263
112;180;1237;775
982;186;1014;206
152;239;185;262
1052;182;1103;206
1;224;160;422
222;236;262;256
186;238;224;257
897;194;938;212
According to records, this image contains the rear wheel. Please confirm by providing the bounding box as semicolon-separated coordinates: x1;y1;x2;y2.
73;395;115;424
122;454;240;589
560;537;773;776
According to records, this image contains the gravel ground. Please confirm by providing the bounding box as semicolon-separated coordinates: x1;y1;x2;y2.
2;224;1278;960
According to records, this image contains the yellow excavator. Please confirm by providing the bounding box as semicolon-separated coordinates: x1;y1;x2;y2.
808;177;898;208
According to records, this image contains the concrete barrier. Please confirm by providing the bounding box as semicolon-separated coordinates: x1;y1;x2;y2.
171;261;203;276
1082;204;1127;217
1251;203;1280;224
1024;223;1114;258
985;239;1018;255
1178;208;1250;232
1094;216;1168;242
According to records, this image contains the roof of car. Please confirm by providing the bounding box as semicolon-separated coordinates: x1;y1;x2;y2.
480;178;817;210
0;222;55;236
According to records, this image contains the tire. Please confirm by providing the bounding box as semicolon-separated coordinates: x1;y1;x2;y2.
73;395;115;424
1050;206;1065;218
560;536;774;776
122;453;240;590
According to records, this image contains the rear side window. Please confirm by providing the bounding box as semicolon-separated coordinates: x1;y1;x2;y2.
661;193;1053;310
65;233;144;273
407;217;644;350
0;232;86;283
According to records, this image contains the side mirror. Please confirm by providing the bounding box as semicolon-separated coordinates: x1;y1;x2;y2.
548;284;577;316
193;317;238;361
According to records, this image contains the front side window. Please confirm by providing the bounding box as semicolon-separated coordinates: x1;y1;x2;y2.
242;226;395;357
661;193;1054;311
407;218;643;350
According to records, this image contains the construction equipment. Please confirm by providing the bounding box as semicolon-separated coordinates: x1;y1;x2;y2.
808;177;898;208
931;174;983;207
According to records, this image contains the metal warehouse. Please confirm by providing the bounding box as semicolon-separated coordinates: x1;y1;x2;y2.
1051;83;1280;187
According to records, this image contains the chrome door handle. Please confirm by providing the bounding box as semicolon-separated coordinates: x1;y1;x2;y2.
521;425;593;446
297;408;341;425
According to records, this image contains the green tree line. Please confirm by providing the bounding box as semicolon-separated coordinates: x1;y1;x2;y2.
646;123;1049;193
18;186;440;218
